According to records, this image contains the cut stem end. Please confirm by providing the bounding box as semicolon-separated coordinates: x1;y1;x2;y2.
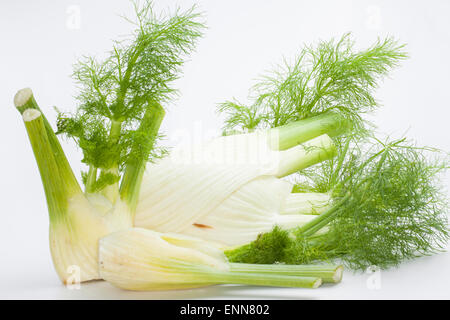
14;88;33;108
22;108;41;122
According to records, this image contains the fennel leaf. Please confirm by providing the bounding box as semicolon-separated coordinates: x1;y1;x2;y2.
56;1;205;191
218;34;407;135
227;137;450;270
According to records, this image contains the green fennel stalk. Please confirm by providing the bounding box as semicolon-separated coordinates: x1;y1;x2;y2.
14;89;81;196
229;263;343;283
21;109;80;224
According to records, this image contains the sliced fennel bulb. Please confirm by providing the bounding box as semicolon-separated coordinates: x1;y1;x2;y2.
99;228;325;290
135;127;335;246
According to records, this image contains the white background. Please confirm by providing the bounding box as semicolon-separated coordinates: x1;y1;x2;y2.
0;0;449;299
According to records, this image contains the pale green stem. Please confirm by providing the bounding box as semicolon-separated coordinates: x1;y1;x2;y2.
204;271;322;288
274;214;315;230
14;88;81;194
100;168;120;204
280;192;331;215
229;263;343;283
275;134;337;178
100;120;122;203
85;165;98;193
22;109;80;223
294;194;350;238
120;101;165;215
268;113;349;151
109;120;123;145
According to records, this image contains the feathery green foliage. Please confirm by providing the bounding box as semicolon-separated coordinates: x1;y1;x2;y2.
56;1;205;191
218;34;407;134
226;227;292;264
221;34;449;270
227;137;450;270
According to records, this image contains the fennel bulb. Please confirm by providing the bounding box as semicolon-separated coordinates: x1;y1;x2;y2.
135;121;336;246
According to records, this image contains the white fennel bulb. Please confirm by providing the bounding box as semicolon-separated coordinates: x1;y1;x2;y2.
180;176;323;246
135;128;334;246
